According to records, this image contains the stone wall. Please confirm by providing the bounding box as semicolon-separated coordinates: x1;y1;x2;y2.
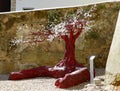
0;2;120;74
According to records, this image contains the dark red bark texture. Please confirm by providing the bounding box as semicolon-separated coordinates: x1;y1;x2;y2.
9;19;90;88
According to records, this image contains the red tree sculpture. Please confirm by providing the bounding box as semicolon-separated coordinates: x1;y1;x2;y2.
9;6;96;88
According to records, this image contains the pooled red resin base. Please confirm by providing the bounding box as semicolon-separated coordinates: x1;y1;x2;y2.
9;61;90;88
55;68;90;88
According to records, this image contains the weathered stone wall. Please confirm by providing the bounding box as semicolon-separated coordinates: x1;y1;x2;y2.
0;2;120;73
75;2;120;68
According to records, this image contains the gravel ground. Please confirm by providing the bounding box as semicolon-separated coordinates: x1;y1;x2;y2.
0;68;105;91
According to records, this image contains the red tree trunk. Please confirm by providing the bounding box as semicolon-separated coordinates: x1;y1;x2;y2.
55;35;84;71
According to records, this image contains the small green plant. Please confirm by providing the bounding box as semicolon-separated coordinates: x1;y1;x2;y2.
0;22;2;30
48;10;62;28
89;31;100;39
113;5;120;11
97;4;106;10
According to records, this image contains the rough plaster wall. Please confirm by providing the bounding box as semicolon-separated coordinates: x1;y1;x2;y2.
0;2;119;74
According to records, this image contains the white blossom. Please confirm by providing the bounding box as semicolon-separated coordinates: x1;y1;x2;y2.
84;12;92;18
47;35;55;42
52;22;67;36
